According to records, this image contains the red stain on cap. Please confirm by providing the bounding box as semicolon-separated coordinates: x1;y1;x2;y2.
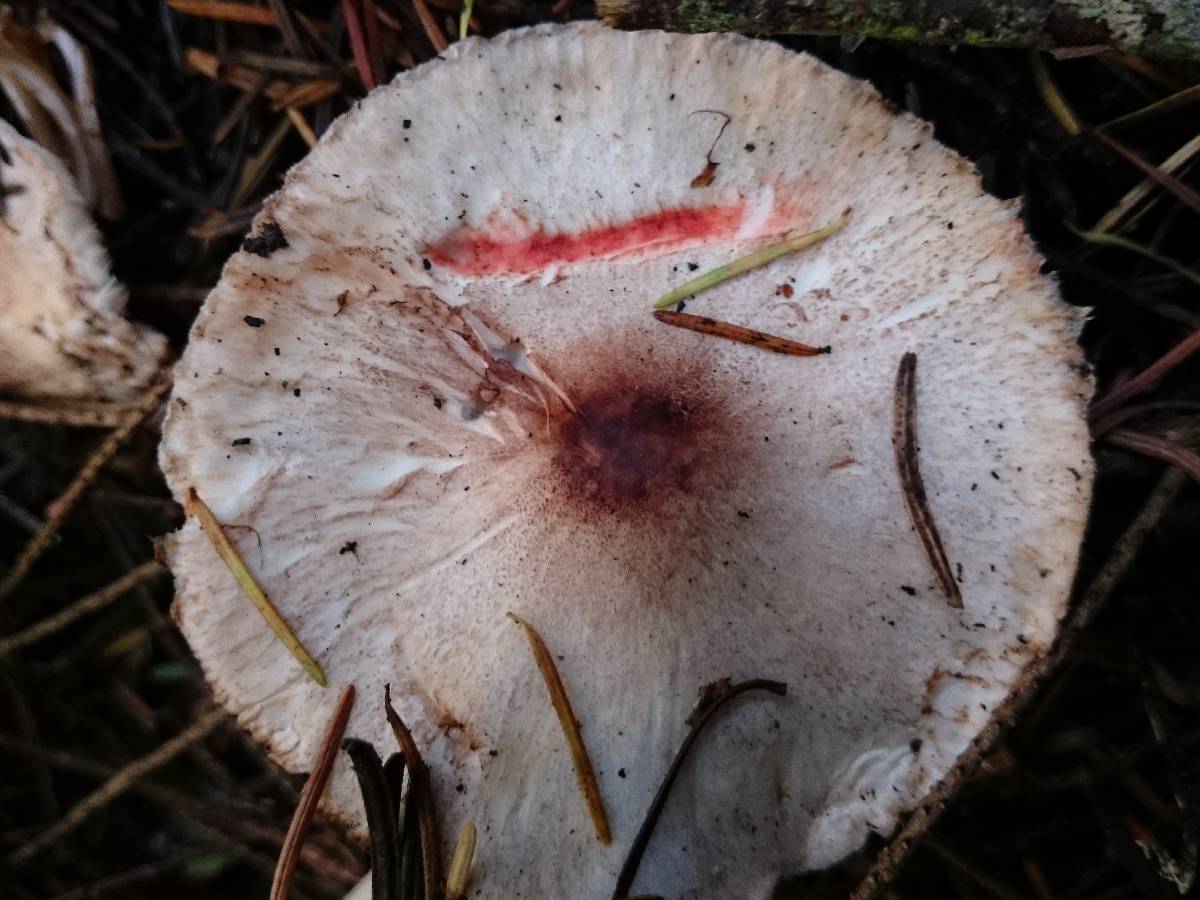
425;204;746;276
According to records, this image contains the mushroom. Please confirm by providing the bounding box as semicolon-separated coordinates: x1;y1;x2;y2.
0;119;166;402
160;23;1093;898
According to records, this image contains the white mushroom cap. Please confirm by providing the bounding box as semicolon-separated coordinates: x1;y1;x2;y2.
0;120;166;401
161;24;1093;899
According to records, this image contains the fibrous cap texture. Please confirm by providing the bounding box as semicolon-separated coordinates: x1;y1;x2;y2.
0;119;164;401
161;24;1093;899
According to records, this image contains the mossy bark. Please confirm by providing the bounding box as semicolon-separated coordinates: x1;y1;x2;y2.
597;0;1200;61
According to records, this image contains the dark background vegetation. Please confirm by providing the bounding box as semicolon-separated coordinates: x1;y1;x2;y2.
1;2;1198;898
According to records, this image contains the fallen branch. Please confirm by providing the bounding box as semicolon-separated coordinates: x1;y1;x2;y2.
598;0;1200;61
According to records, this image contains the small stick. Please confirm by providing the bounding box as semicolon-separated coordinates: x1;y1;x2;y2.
653;208;850;309
612;679;786;899
9;707;226;865
508;612;612;845
0;398;139;428
652;310;830;357
185;487;327;686
384;686;444;900
893;352;963;609
167;0;277;25
270;685;356;900
444;821;477;900
0;375;170;604
0;561;164;659
411;0;449;53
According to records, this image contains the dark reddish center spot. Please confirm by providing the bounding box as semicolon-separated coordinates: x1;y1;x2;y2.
554;389;701;510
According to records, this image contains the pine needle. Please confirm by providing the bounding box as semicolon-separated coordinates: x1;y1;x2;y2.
507;612;611;845
445;821;477;900
0;561;165;659
9;708;226;864
652;310;830;356
1030;52;1082;136
0;398;140;428
893;352;963;609
459;0;475;40
271;685;356;900
1071;226;1200;290
652;208;850;310
383;687;444;900
0;375;170;604
184;487;327;686
167;0;278;26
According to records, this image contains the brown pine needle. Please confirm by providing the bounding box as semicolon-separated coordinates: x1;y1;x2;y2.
411;0;449;53
342;0;377;91
270;685;356;900
383;686;444;900
893;352;963;609
271;79;343;112
0;398;140;428
9;707;226;865
231;114;294;208
1105;429;1200;486
185;487;327;686
653;310;830;357
185;48;291;101
286;107;319;147
167;0;278;26
507;612;612;845
1090;327;1200;422
444;821;477;900
0;561;165;659
1093;132;1200;232
264;0;308;59
1094;130;1200;217
0;375;170;604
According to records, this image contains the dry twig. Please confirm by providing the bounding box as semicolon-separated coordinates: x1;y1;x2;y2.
9;707;227;865
0;376;170;604
0;561;165;658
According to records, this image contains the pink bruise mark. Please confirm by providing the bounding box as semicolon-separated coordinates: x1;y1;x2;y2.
425;204;749;276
